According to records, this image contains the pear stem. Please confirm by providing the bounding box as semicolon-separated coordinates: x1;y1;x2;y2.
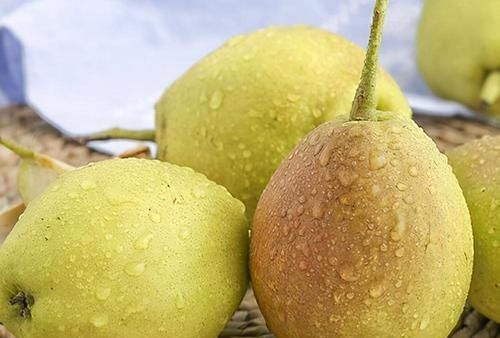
480;71;500;109
0;138;34;159
350;0;389;121
75;128;156;144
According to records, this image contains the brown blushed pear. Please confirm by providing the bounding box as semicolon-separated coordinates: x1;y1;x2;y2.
250;0;473;337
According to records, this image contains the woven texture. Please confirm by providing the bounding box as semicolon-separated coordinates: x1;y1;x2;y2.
0;106;499;338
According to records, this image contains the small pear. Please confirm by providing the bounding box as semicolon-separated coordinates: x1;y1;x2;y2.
0;158;249;337
250;1;473;337
447;135;500;321
417;0;500;119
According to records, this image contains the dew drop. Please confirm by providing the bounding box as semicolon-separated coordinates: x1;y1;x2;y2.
390;212;406;241
369;151;388;170
346;292;355;300
96;287;111;301
338;264;358;282
408;166;419;177
319;142;334;167
125;262;145;276
80;180;96;190
192;186;207;199
312;202;324;219
91;314;109;328
178;227;191;240
390;126;403;134
312;108;323;119
308;133;321;146
134;232;154;250
419;315;430;330
176;293;186;309
209;90;224;109
369;282;385;298
491;200;500;211
242;53;254;61
395;247;405;258
287;93;300;102
371;185;381;196
242;150;251;158
403;195;415;205
149;211;161;223
338;170;359;187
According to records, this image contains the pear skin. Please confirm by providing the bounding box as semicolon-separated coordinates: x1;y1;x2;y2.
448;135;500;321
417;0;500;117
0;158;249;338
155;25;411;220
250;1;473;336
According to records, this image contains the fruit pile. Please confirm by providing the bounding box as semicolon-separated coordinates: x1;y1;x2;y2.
0;0;499;337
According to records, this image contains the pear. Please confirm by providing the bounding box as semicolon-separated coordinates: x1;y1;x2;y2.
417;0;500;119
250;1;473;337
0;158;249;337
83;25;411;220
447;135;500;322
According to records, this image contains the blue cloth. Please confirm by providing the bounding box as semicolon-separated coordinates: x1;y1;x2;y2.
0;27;24;106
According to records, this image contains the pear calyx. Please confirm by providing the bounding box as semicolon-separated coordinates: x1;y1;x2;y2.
9;291;35;319
350;0;388;121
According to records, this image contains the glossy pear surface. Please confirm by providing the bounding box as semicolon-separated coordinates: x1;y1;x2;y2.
156;25;411;219
417;0;500;117
0;158;249;338
251;117;473;337
448;135;500;321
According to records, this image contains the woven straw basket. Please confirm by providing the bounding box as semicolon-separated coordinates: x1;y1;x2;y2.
0;106;499;338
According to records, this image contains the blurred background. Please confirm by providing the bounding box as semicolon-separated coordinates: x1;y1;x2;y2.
0;0;471;153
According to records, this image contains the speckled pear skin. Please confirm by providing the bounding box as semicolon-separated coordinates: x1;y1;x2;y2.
250;117;473;338
155;25;411;220
447;136;500;322
0;158;249;338
417;0;500;116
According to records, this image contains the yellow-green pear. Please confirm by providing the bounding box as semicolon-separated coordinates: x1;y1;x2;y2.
0;158;249;337
251;1;473;337
155;25;411;220
448;135;500;322
417;0;500;118
84;24;411;220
